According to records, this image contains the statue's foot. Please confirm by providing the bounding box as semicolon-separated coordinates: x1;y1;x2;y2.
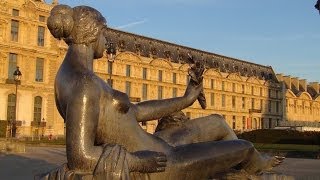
261;155;285;171
244;154;285;175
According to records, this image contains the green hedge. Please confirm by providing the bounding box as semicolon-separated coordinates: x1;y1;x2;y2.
238;129;320;145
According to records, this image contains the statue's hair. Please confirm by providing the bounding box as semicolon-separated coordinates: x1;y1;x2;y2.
47;5;106;45
155;111;189;132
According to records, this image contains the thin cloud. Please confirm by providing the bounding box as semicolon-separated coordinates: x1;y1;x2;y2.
115;19;148;29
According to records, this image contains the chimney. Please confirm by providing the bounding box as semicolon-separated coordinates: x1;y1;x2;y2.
299;79;307;92
309;82;319;94
283;76;291;89
291;77;300;91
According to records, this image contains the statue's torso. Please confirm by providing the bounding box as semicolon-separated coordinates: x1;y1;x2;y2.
55;62;170;154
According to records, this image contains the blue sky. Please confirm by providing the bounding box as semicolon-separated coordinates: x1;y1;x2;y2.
57;0;320;82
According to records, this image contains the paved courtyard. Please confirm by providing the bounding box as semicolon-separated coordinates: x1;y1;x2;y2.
0;146;320;180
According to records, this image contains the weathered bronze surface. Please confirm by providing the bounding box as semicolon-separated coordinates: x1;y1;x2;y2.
41;4;283;179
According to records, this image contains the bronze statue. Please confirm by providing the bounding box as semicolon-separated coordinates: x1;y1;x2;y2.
42;4;283;179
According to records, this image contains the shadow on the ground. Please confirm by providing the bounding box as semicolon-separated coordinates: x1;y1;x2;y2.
0;153;62;180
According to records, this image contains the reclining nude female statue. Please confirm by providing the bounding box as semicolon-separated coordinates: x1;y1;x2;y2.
42;4;283;179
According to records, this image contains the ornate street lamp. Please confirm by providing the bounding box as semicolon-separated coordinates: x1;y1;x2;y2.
106;42;116;87
41;118;46;139
12;66;22;138
315;0;320;13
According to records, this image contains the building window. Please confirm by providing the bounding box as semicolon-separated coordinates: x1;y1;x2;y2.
172;88;177;97
251;86;254;95
232;116;236;129
142;84;147;100
108;61;113;75
8;53;17;80
38;26;45;46
12;9;19;16
35;58;44;82
125;81;131;96
232;83;236;92
221;94;226;107
268;100;272;112
39;15;45;22
242;84;245;94
276;101;279;113
126;65;131;77
142;68;147;80
172;73;176;84
11;20;19;42
268;89;272;97
211;93;215;106
211;79;215;89
242;116;246;130
232;96;236;108
186;75;190;85
186;112;191;118
158;70;163;82
268;118;272;129
158;86;163;99
260;87;263;96
222;81;225;91
251;98;255;109
294;100;297;113
260;99;263;110
7;94;16;121
34;96;42;123
242;97;245;109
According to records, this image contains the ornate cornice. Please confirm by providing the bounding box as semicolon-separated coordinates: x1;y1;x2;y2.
105;28;278;83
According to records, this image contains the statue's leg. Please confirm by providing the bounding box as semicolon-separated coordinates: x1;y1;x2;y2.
155;114;237;146
149;139;256;179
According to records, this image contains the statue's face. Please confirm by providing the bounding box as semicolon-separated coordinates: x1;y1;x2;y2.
94;29;107;59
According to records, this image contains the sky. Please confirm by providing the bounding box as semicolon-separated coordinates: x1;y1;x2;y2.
56;0;320;82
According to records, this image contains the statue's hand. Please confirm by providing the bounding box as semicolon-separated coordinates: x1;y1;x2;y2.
184;80;203;104
129;151;167;173
184;56;206;108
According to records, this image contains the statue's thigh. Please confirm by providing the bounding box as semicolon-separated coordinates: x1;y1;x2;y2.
150;140;254;180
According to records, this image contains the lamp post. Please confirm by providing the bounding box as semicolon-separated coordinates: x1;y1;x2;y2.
315;0;320;13
41;118;45;139
13;66;22;138
106;42;116;87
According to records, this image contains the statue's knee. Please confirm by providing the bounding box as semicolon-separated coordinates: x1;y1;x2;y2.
237;139;254;149
207;114;226;125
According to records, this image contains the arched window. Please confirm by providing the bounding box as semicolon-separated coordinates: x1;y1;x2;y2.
34;96;42;122
7;94;16;121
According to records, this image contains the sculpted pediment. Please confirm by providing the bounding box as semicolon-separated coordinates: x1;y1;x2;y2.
298;92;312;100
204;68;222;77
246;76;261;85
178;64;189;71
226;72;242;81
150;59;173;69
115;52;142;63
286;90;296;98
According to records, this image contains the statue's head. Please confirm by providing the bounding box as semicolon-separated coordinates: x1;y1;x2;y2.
47;5;107;45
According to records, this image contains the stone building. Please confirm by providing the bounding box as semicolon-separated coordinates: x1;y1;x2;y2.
0;0;286;138
276;74;320;130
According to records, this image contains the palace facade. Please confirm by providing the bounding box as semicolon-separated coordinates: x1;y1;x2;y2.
0;0;317;138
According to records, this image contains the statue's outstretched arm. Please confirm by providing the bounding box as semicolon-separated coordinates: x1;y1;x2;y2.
134;81;203;122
